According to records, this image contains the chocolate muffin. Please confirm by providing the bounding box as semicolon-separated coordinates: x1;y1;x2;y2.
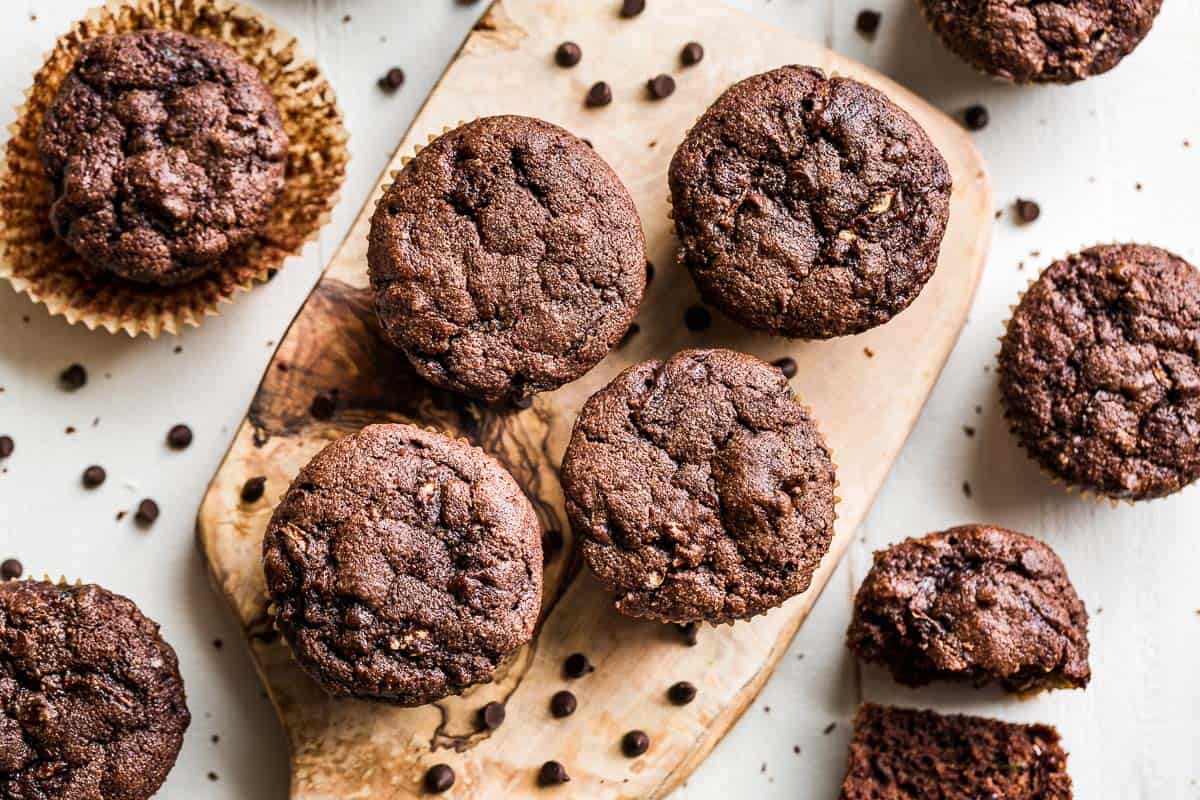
36;30;288;286
919;0;1164;84
368;115;646;403
840;704;1073;799
560;348;837;623
847;525;1090;693
999;243;1200;501
262;423;543;705
668;66;951;340
0;580;190;800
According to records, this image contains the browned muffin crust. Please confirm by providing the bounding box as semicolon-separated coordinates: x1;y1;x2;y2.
368;115;646;403
919;0;1164;84
560;348;837;623
0;580;190;800
262;424;543;705
668;66;951;340
37;30;288;286
840;704;1073;799
847;525;1090;693
999;243;1200;500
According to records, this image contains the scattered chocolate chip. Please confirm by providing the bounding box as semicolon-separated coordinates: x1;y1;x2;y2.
684;305;711;332
479;701;506;731
82;465;106;489
586;81;613;107
863;347;875;358
538;761;570;786
1;559;22;580
0;436;12;459
555;41;582;67
963;426;976;438
211;735;220;744
310;392;337;420
618;322;641;348
424;763;455;793
675;621;699;646
550;690;578;718
207;772;219;782
212;639;223;649
823;722;836;735
645;261;655;284
116;510;127;521
135;498;160;526
1014;198;1041;224
65;426;76;435
563;652;594;678
241;476;267;504
378;67;405;92
59;364;87;391
667;681;696;705
962;481;972;498
681;42;704;66
772;357;798;379
619;0;645;17
855;10;881;36
622;730;650;757
167;424;193;450
647;74;675;100
963;104;989;131
173;345;183;354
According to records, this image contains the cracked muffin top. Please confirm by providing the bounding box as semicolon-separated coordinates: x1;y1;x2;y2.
847;525;1090;693
999;243;1200;500
367;115;646;403
668;66;951;340
919;0;1164;84
560;348;837;624
0;580;190;800
37;30;288;286
262;423;542;706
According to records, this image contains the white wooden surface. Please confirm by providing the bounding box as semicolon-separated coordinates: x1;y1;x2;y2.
0;1;1196;798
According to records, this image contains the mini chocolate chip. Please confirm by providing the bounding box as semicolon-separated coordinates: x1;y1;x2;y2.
555;41;582;67
855;10;881;36
964;104;989;131
1014;198;1041;224
563;652;594;678
424;763;455;793
538;761;570;786
378;67;405;91
681;42;704;66
166;424;193;450
772;357;798;379
82;465;106;489
59;364;87;391
668;681;697;705
241;476;267;503
550;690;578;718
675;622;699;646
645;260;655;284
0;436;12;459
135;498;160;526
647;74;675;100
684;305;711;332
1;559;22;580
622;730;650;757
618;322;641;348
823;722;836;735
619;0;645;17
310;392;337;420
479;701;506;731
586;81;613;107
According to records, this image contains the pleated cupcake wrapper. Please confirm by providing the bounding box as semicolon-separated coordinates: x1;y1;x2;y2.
997;256;1133;507
0;0;349;337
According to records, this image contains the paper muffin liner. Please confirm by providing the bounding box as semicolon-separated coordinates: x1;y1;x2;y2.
0;0;348;337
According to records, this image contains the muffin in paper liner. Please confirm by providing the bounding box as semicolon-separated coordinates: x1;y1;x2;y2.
0;0;349;337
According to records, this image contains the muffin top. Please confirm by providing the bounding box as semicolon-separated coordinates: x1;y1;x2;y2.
847;525;1090;693
668;66;951;340
38;30;288;286
0;580;190;800
262;424;543;705
920;0;1164;84
999;243;1200;500
561;349;837;623
368;115;646;403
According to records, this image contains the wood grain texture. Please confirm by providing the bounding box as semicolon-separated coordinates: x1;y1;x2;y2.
196;0;992;796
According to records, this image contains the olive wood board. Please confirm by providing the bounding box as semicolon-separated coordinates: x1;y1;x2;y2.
196;0;993;796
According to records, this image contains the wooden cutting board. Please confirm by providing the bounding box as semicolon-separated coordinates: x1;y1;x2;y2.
196;0;992;796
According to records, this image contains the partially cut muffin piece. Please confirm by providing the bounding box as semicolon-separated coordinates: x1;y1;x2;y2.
840;704;1073;799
